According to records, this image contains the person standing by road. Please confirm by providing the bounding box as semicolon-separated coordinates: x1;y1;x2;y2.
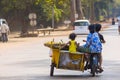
0;21;10;42
112;18;115;25
117;19;120;35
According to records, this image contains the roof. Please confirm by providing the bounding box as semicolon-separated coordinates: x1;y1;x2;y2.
74;19;90;22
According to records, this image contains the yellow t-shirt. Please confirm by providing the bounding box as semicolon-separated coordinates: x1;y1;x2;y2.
69;40;77;53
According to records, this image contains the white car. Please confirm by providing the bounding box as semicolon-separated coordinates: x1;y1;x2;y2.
73;20;90;34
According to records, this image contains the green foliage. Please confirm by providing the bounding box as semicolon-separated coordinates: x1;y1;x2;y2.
33;0;69;22
115;0;120;6
81;0;115;21
0;0;119;31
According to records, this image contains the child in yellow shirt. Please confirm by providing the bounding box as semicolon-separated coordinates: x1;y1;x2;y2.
66;33;79;53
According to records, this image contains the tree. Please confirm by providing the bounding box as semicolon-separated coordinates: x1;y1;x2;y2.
70;0;76;24
76;0;84;19
81;0;115;22
0;0;118;35
0;0;37;35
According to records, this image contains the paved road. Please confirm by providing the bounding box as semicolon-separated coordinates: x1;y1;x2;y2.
0;24;120;80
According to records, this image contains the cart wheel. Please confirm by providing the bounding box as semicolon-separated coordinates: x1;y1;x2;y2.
50;63;55;76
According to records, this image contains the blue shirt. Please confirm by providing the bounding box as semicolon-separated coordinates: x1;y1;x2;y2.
83;32;102;53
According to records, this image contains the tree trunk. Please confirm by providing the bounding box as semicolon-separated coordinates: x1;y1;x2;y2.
20;4;31;37
20;10;29;37
90;0;95;23
70;0;76;24
76;0;84;19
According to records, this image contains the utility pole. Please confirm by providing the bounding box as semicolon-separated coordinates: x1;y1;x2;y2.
52;5;54;30
52;0;55;30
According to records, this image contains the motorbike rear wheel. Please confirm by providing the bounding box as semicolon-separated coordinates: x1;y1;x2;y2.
90;54;99;77
91;64;97;76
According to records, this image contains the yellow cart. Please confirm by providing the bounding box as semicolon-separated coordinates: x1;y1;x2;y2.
44;42;85;76
50;49;85;76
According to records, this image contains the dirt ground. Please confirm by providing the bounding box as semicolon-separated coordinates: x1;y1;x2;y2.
0;22;111;46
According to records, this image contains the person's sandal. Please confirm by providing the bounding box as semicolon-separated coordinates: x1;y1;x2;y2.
99;68;104;73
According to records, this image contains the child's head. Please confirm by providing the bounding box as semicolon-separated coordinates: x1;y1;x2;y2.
88;24;95;33
95;23;102;32
69;33;76;40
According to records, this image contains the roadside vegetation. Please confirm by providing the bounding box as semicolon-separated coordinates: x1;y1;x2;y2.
0;0;120;35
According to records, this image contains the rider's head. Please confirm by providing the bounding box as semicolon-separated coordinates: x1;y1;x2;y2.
95;23;102;32
88;24;95;33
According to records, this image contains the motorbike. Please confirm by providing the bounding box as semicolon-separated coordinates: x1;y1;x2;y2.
44;40;102;77
84;53;103;76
